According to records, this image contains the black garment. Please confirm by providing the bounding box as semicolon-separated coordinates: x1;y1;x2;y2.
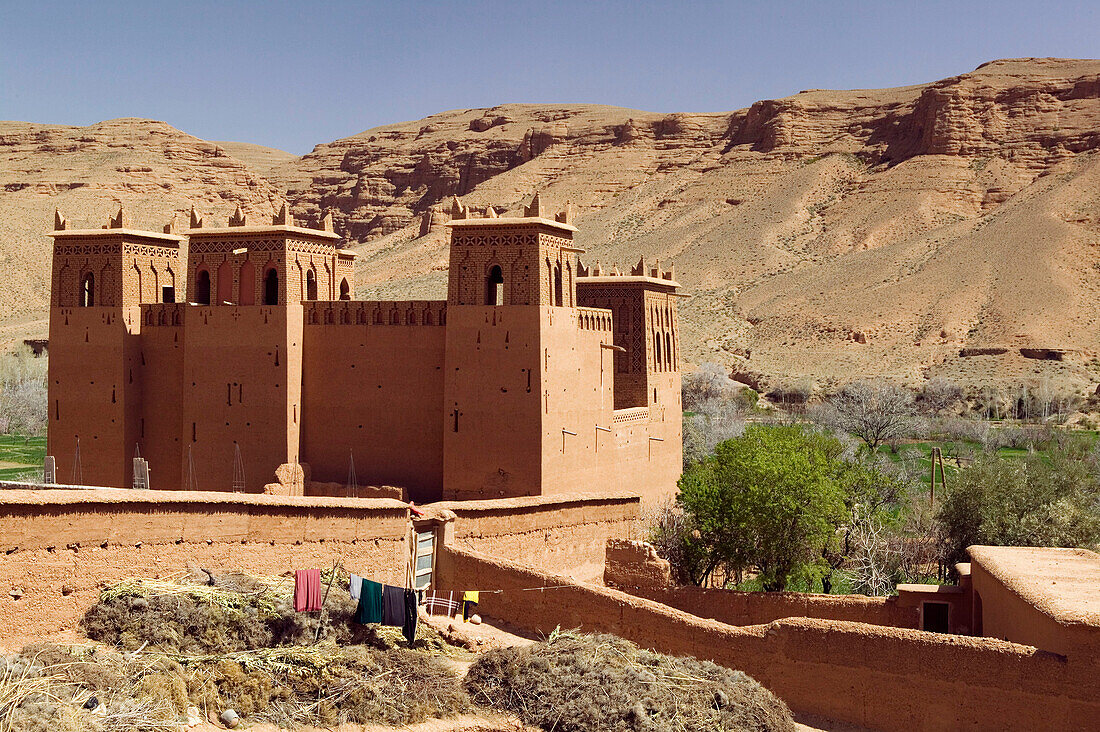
463;599;478;621
402;588;418;645
382;584;406;627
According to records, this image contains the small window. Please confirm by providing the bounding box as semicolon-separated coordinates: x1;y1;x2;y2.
161;286;175;303
339;278;350;300
486;265;504;306
79;272;95;307
264;268;279;305
195;269;211;305
306;269;317;300
553;264;563;307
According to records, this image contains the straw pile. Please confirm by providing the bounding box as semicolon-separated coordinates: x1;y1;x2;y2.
465;629;795;732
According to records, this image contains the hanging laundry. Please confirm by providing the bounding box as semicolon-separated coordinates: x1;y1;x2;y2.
355;578;383;624
402;588;418;645
294;569;323;612
462;590;479;621
349;573;362;601
422;590;459;616
382;585;406;627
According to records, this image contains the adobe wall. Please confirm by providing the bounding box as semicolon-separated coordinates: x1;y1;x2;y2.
437;546;1098;732
47;306;143;490
177;305;301;493
0;490;409;650
442;306;545;499
603;538;919;629
626;584;919;629
971;558;1100;662
430;493;641;582
301;300;447;503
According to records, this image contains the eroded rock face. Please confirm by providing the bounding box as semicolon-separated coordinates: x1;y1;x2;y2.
0;118;283;321
5;59;1100;394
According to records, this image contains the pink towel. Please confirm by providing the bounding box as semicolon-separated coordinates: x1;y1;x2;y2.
294;568;323;612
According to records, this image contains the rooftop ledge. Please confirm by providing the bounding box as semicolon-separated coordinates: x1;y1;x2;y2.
968;545;1100;626
578;275;682;289
445;216;579;234
186;224;341;240
49;228;185;243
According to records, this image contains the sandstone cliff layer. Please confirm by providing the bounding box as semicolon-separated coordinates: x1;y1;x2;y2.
4;58;1100;393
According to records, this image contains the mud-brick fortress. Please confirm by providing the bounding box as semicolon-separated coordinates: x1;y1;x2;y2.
45;196;682;503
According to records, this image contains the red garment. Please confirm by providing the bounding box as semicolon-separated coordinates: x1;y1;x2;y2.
294;568;323;612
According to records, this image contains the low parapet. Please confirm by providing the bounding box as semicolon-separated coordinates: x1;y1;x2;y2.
186;201;340;241
444;193;579;235
578;256;677;285
49;206;185;244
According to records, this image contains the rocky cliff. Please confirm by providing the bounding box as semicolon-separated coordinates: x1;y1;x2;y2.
4;58;1100;394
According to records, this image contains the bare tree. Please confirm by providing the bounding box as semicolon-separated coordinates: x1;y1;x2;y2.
681;363;738;411
842;507;899;597
822;380;915;451
0;348;48;440
917;378;962;415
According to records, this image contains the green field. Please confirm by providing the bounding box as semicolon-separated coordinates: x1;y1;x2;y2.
0;434;45;481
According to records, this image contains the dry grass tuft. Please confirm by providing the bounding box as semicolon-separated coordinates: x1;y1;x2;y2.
465;629;795;732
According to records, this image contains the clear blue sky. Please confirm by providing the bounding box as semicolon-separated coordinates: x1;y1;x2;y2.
1;1;1096;154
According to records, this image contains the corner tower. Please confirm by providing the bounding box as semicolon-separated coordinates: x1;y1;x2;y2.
47;208;182;487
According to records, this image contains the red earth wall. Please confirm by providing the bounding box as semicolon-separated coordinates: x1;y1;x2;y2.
0;489;410;650
438;545;1099;732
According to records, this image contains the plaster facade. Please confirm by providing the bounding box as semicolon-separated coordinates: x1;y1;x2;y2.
46;198;682;504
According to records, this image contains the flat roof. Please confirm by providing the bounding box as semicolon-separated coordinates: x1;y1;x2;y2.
446;216;579;234
578;275;681;289
186;224;341;241
49;228;185;243
969;546;1100;625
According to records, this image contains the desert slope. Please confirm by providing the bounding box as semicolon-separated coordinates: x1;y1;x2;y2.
3;58;1100;394
0;118;285;333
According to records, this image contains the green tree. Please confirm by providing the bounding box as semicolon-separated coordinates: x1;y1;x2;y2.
936;449;1100;569
678;425;852;590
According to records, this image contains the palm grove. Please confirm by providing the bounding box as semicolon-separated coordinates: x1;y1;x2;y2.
659;367;1100;594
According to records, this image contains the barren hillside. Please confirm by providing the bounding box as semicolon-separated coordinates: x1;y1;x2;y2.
4;58;1100;394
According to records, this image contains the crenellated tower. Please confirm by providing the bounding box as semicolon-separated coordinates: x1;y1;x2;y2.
47;207;183;487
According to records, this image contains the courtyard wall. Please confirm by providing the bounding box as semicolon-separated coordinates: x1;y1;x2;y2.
437;544;1098;732
0;489;410;649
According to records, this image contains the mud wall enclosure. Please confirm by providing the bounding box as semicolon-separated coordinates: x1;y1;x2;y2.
438;545;1099;732
0;489;640;649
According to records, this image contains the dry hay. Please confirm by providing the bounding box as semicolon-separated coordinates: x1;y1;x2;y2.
81;572;457;655
465;629;794;732
27;574;474;729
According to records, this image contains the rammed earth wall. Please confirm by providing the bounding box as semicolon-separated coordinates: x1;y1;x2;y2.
620;584;920;629
437;545;1099;732
0;489;410;649
432;493;641;582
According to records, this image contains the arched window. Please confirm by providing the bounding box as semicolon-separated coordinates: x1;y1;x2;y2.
339;278;350;300
80;272;95;307
485;265;504;306
239;261;255;305
217;260;234;304
654;332;662;369
553;264;563;307
264;267;279;305
306;268;317;300
195;269;210;305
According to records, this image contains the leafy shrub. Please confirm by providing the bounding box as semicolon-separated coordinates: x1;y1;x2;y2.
936;450;1100;568
465;630;794;732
